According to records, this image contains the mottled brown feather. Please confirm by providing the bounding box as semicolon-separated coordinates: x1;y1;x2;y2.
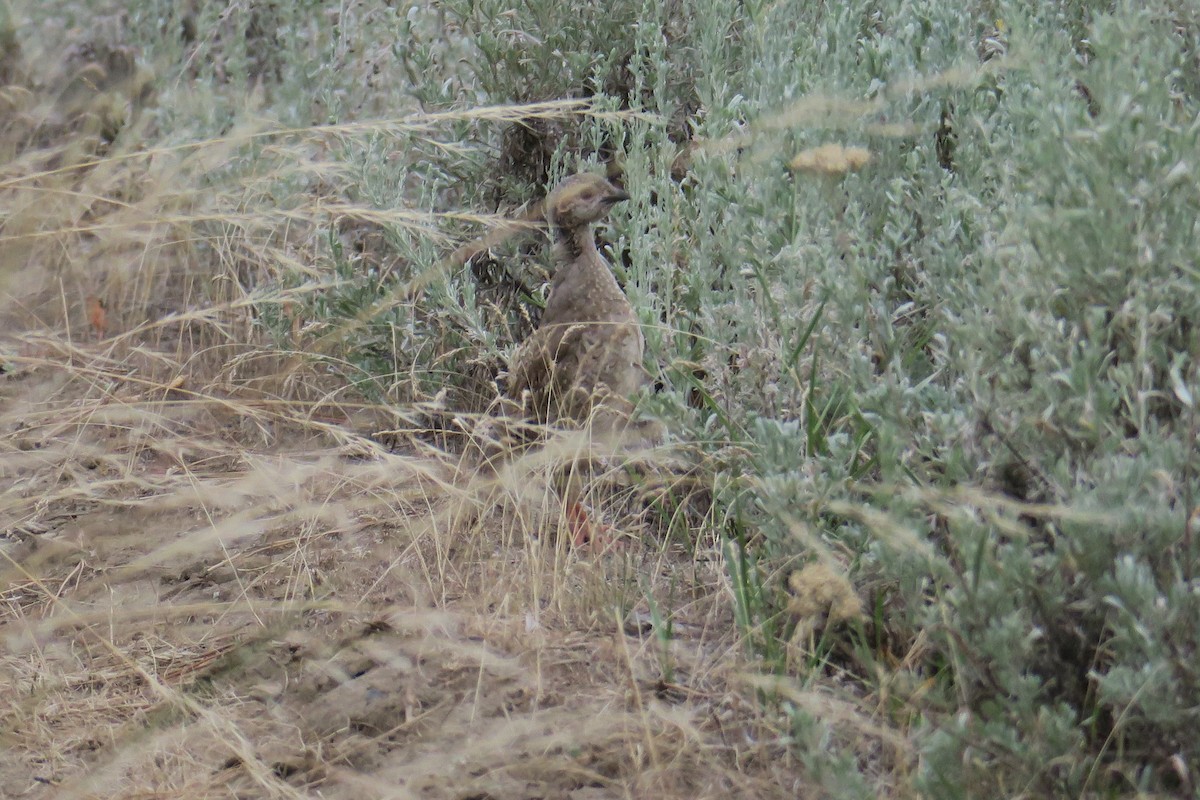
500;173;662;550
507;173;648;430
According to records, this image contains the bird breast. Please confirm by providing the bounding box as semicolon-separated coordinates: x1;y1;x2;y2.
541;250;635;330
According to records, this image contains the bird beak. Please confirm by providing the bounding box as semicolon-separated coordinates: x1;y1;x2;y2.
606;189;630;205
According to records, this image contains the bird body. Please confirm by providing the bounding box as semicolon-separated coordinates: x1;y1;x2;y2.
501;173;657;549
507;173;647;430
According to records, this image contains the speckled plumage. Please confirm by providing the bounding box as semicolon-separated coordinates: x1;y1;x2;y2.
507;173;647;430
495;173;662;550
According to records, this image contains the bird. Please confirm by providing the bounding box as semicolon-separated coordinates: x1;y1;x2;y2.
502;172;659;548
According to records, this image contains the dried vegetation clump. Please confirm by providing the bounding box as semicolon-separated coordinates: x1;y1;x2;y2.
788;144;872;176
0;338;810;798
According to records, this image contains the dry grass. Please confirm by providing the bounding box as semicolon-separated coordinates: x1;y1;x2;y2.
0;25;887;799
0;326;826;799
0;312;796;798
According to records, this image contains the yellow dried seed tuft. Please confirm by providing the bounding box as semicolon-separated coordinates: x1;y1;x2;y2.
788;144;872;176
787;562;864;625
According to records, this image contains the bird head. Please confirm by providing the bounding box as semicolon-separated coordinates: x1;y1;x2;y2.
544;173;630;231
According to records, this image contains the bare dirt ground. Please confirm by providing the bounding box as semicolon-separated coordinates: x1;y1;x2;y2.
0;341;807;800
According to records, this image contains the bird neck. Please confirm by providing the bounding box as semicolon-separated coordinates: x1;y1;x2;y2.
546;221;628;311
551;222;598;264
